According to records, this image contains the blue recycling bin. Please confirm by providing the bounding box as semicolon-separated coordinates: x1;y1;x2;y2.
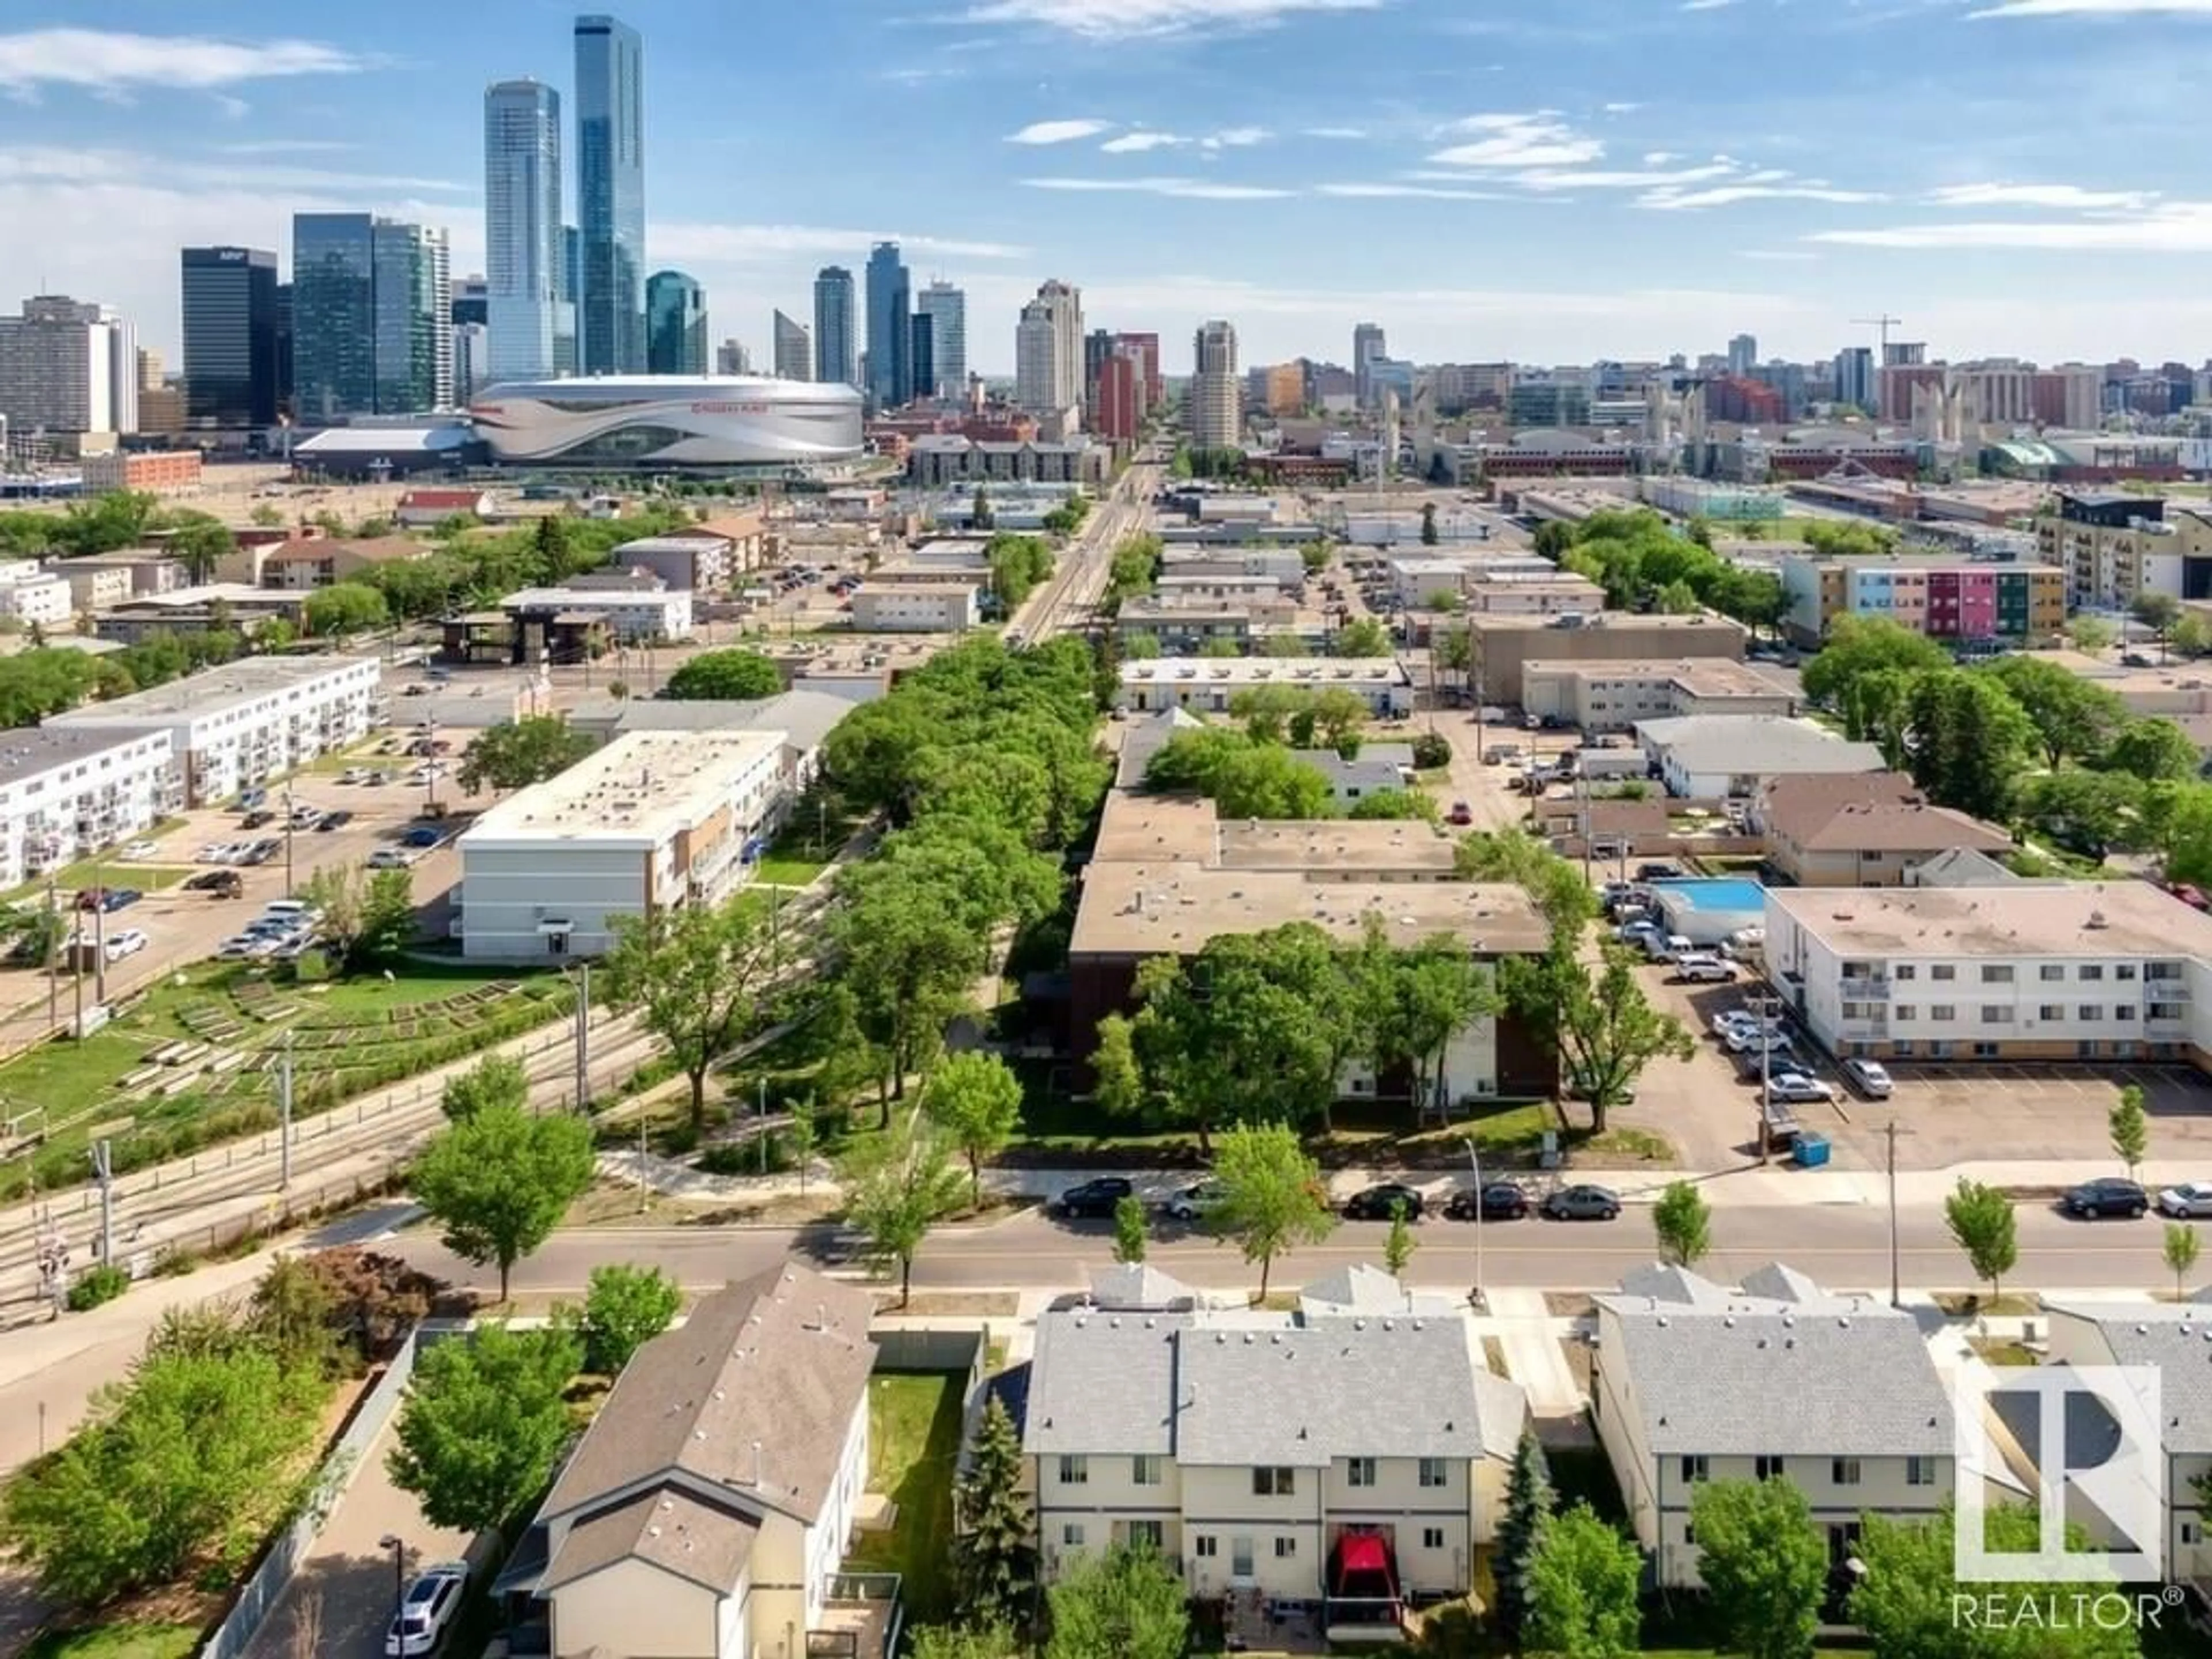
1795;1131;1831;1168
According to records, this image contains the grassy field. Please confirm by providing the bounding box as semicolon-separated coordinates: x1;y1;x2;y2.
751;854;830;888
6;863;191;904
22;1627;200;1659
846;1372;964;1623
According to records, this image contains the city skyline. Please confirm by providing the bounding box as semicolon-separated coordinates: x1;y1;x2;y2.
12;6;2212;372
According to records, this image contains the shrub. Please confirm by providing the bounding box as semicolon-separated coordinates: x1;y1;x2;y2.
66;1262;131;1311
1411;730;1452;769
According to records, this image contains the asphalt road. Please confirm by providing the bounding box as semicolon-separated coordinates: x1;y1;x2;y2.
392;1196;2202;1298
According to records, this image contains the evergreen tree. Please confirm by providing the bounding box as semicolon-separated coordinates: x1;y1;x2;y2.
955;1395;1035;1628
1492;1431;1555;1645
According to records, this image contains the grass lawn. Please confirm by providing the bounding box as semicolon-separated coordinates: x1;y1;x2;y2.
1968;1335;2040;1366
296;961;558;1020
846;1371;964;1624
751;853;830;887
23;1626;200;1659
6;863;191;903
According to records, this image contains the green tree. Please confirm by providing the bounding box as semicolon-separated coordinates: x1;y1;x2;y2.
301;581;389;642
1091;1012;1145;1119
1112;1193;1149;1264
411;1104;595;1300
838;1107;964;1305
1334;615;1391;657
1455;830;1600;935
1984;656;2126;768
1944;1177;2020;1305
1522;1503;1642;1659
387;1321;581;1541
1688;1479;1827;1659
2018;770;2146;859
1348;788;1437;821
1044;1540;1188;1659
1900;668;2037;820
2132;590;2184;659
1502;942;1695;1134
456;715;596;794
2100;717;2201;783
605;893;774;1130
2067;614;2118;654
953;1395;1035;1627
1652;1180;1712;1268
2171;612;2212;658
1420;502;1439;546
1351;918;1498;1122
579;1263;682;1376
358;867;418;965
1493;1433;1555;1648
664;648;783;701
971;486;993;531
165;514;236;582
1210;1122;1335;1300
2164;1221;2200;1300
1849;1508;2138;1659
1382;1200;1415;1276
923;1050;1024;1206
440;1052;528;1122
1801;614;1950;708
2109;1083;2150;1179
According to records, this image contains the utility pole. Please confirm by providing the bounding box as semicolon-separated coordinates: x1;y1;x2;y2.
44;872;57;1032
89;1139;113;1270
1883;1118;1912;1309
282;780;296;899
278;1029;294;1189
1466;1139;1486;1309
758;1075;770;1175
572;961;591;1112
89;851;106;1006
1748;992;1786;1166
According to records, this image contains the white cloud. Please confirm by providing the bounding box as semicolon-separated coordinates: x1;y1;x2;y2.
655;224;1031;262
1601;101;1643;113
1926;181;2160;210
1643;150;1681;164
1302;125;1369;138
1643;184;1886;209
206;140;359;156
1203;126;1272;148
1969;0;2212;16
955;0;1384;38
0;145;466;195
1681;0;1740;10
1005;118;1113;144
1021;175;1295;198
0;28;369;93
1317;182;1514;199
1501;162;1737;190
1102;130;1186;152
1808;204;2212;249
1428;113;1604;169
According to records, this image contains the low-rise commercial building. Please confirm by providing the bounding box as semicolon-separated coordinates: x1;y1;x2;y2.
1117;658;1414;719
849;584;979;633
48;655;380;805
1161;547;1306;585
499;581;695;646
1637;714;1884;798
566;687;863;800
1522;659;1794;733
1112;597;1298;656
1461;572;1607;617
904;435;1108;487
0;726;181;889
57;551;185;603
456;729;787;961
1462;613;1748;706
393;488;493;527
1156;571;1295;603
79;450;202;494
91;583;312;643
1764;881;2212;1064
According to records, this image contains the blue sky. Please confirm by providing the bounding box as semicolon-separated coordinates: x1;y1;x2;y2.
5;0;2212;374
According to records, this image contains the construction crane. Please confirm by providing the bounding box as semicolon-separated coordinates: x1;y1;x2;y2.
1853;313;1903;358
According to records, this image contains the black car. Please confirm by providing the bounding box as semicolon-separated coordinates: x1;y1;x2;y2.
1444;1183;1528;1222
2062;1177;2149;1219
1051;1177;1134;1219
1540;1184;1623;1221
317;810;354;832
1343;1183;1425;1222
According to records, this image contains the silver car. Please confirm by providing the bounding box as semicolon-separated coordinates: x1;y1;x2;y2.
1841;1058;1894;1099
2157;1181;2212;1219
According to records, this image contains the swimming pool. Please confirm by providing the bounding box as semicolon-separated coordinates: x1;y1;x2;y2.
1648;877;1766;913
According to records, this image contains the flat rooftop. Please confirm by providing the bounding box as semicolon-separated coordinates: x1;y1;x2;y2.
1120;658;1411;689
50;654;376;724
107;582;296;608
1525;658;1787;698
0;724;168;788
503;585;679;608
1767;881;2212;960
1464;611;1744;635
461;729;786;847
611;534;732;554
854;582;978;599
1092;791;1460;874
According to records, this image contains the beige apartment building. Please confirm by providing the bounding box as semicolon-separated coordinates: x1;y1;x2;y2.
1521;657;1793;733
1464;612;1748;706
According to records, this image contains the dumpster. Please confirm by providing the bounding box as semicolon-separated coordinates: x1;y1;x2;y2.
1795;1131;1831;1168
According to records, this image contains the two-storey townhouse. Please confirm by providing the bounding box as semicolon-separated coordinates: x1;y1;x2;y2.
1591;1264;1955;1587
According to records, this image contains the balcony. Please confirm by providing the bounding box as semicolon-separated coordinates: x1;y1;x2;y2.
809;1573;903;1659
1839;976;1891;1000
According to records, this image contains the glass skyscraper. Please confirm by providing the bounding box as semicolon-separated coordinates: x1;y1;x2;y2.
813;266;855;388
373;220;452;412
915;280;966;401
646;270;707;375
483;78;566;382
180;246;279;427
575;14;646;375
291;213;376;421
864;241;910;411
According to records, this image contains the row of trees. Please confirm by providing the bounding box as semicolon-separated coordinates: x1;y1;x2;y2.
0;624;285;728
340;506;698;624
1531;508;1791;636
987;533;1056;609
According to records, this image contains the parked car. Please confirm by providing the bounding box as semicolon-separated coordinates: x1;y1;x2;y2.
184;869;243;895
238;787;267;810
104;927;148;961
215;935;272;961
1636;862;1680;881
1540;1184;1622;1221
1446;801;1474;827
384;1563;470;1659
368;768;395;785
240;809;274;830
1051;1177;1135;1219
119;839;158;859
366;847;420;870
1711;1010;1780;1041
2156;1181;2212;1219
1840;1058;1894;1098
400;825;446;850
1725;1022;1794;1054
339;767;370;785
1444;1182;1528;1221
317;809;354;831
1640;932;1693;962
1161;1180;1225;1222
1765;1074;1836;1105
1342;1182;1425;1221
1674;956;1738;984
78;887;141;913
2062;1177;2149;1219
1615;921;1660;945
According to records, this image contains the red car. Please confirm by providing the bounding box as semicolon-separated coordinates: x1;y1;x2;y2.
1446;801;1474;826
2171;883;2211;912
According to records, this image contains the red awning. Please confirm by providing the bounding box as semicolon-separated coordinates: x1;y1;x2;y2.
1336;1534;1389;1578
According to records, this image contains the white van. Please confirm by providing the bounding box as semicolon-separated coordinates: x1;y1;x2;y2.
262;899;319;922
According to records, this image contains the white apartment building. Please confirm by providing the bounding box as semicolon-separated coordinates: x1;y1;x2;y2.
1591;1264;1953;1589
456;729;787;961
848;585;978;633
1188;320;1241;450
502;584;695;643
1015;279;1084;417
0;727;181;889
0;562;74;627
50;656;380;806
1118;658;1414;719
1763;882;2212;1065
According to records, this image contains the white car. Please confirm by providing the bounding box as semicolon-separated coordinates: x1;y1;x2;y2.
1766;1074;1837;1105
1840;1058;1893;1098
1725;1022;1792;1054
366;847;420;870
385;1562;470;1658
1675;956;1740;984
339;767;370;785
2157;1181;2212;1219
104;928;148;962
120;839;159;859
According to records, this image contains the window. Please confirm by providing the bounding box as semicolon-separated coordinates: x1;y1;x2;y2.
1422;1527;1446;1550
2118;1006;2137;1022
1275;1537;1298;1559
2078;964;2104;982
2116;964;2137;980
1063;1523;1086;1547
1684;1522;1696;1547
1132;1455;1162;1487
1981;1006;2014;1024
1893;965;1916;980
1253;1467;1296;1497
1346;1457;1377;1488
1980;965;2013;983
1680;1455;1709;1483
1906;1456;1937;1487
1418;1457;1449;1488
1832;1458;1863;1486
1895;1005;1918;1021
2039;1005;2065;1021
1127;1520;1165;1550
1930;1005;1956;1022
2081;1006;2104;1022
1195;1536;1218;1558
1931;965;1956;981
2039;964;2065;982
1755;1455;1785;1481
1059;1456;1088;1486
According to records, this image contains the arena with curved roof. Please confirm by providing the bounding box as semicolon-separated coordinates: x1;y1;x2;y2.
468;375;864;468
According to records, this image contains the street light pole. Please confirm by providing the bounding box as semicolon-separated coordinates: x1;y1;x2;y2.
1884;1118;1912;1309
1466;1139;1485;1308
573;961;590;1112
377;1535;406;1623
282;781;296;900
278;1029;294;1190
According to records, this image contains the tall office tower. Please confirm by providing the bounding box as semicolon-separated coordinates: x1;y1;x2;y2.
483;79;567;382
1187;318;1241;449
772;310;812;381
813;266;856;387
1727;333;1758;375
452;323;490;404
296;214;450;418
1353;321;1385;407
374;219;451;411
451;275;490;328
1014;279;1084;414
271;282;293;421
136;347;162;391
557;226;581;376
575;14;646;374
1115;332;1161;408
180;246;279;427
1094;349;1141;444
715;338;751;375
645;270;707;374
914;280;966;399
864;242;910;410
908;313;935;408
0;294;138;436
1082;327;1115;425
1834;345;1874;412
